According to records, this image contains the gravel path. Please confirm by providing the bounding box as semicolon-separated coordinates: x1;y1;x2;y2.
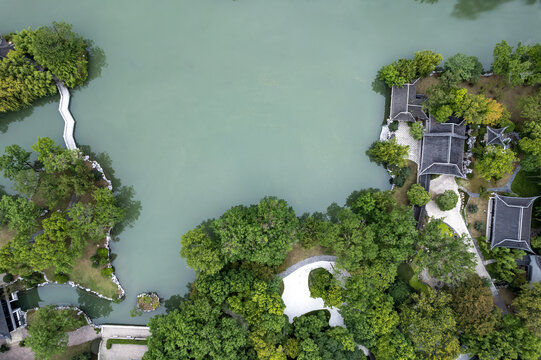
425;175;507;312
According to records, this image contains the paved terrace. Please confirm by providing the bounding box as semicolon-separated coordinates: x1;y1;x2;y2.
98;325;150;360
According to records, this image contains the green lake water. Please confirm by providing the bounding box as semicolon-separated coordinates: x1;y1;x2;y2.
1;0;540;324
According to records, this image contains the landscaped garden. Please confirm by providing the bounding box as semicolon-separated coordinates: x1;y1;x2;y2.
0;138;125;299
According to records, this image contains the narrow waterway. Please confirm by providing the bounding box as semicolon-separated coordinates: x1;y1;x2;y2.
1;0;540;324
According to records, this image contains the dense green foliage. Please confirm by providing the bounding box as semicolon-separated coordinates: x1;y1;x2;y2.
13;22;88;87
366;138;409;168
308;268;344;308
378;50;442;87
407;183;431;206
424;86;508;125
0;22;88;112
441;53;483;86
408;121;424;140
449;274;500;336
476;145;517;180
181;197;298;275
414;220;475;284
26;306;85;360
518;90;541;173
513;282;541;337
0;138;124;277
493;40;541;86
400;290;460;360
435;190;459;211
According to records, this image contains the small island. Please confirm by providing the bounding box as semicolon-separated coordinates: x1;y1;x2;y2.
137;293;160;312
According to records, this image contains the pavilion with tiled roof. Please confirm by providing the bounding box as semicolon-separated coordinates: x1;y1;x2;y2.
389;79;429;122
418;116;467;178
488;194;538;252
486;127;509;148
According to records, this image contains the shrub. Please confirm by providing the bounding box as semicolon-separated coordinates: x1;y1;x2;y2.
532;236;541;252
19;339;26;347
389;280;412;305
101;267;114;277
468;204;478;213
97;248;109;259
55;273;69;284
91;169;102;181
435;190;459;211
308;268;343;308
407;183;431;206
391;166;411;187
388;121;399;132
2;273;14;283
72;353;92;360
0;344;8;353
409;121;424;140
474;221;484;232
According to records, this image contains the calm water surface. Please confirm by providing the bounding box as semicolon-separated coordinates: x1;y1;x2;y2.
1;0;540;324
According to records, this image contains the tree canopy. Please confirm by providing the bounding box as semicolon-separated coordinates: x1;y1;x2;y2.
476;145;517;181
441;53;483;87
25;306;84;360
378;50;442;87
366;138;409;168
415;220;475;284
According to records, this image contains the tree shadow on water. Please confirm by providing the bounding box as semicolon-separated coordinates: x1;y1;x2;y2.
0;93;57;134
76;288;113;318
371;76;391;125
414;0;541;20
81;39;108;87
78;145;143;239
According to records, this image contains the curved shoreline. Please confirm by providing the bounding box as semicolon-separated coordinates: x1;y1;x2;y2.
48;81;125;300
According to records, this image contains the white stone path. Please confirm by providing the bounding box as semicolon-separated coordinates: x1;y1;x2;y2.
56;81;77;150
425;175;507;312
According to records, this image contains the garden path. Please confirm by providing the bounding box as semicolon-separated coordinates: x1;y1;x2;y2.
425;175;507;312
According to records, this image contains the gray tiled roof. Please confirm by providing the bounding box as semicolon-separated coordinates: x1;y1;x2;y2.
490;194;538;252
0;299;11;340
390;79;429;122
0;37;14;59
419;117;467;178
487;127;508;148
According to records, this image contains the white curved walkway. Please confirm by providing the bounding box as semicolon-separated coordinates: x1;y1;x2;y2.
56;81;77;150
281;260;344;326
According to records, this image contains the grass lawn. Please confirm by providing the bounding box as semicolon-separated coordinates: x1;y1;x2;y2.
456;167;516;194
465;197;489;239
276;243;333;273
0;225;16;247
392;160;418;207
397;263;430;294
52;340;98;360
106;338;147;349
511;169;541;197
69;239;120;299
44;238;120;299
